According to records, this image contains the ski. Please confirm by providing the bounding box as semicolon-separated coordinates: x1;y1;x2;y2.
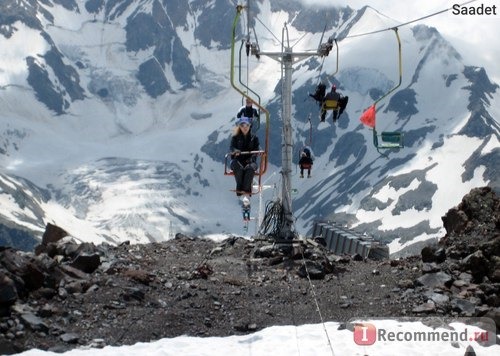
241;196;251;232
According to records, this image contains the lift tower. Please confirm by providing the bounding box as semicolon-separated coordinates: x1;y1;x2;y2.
250;23;333;240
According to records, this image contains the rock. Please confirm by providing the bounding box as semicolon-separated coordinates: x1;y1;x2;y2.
59;242;80;258
416;272;453;289
254;245;275;258
453;279;468;288
397;279;414;289
489;256;500;282
11;303;35;315
458;272;473;283
1;249;28;275
19;313;49;332
422;263;440;274
31;287;57;300
89;339;106;348
268;256;284;266
464;345;476;356
424;291;450;305
421;246;446;263
460;187;497;223
42;223;69;245
38;304;58;317
352;253;363;261
122;269;154;285
484;307;500;331
451;298;476;315
35;223;68;255
434;248;446;263
0;249;46;292
485;294;500;307
60;333;79;343
482;235;500;261
0;273;18;306
412;301;436;313
21;262;45;291
121;287;145;302
64;280;90;294
289;244;305;259
297;261;325;280
58;287;68;299
192;263;213;279
0;340;23;354
442;208;468;235
70;253;101;274
462;251;489;282
58;265;89;280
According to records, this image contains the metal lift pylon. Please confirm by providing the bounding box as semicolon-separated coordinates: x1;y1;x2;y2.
232;5;334;241
256;24;334;241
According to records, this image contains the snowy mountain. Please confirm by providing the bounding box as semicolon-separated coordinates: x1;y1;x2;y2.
0;0;498;253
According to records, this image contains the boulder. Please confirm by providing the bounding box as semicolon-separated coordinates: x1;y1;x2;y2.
442;208;468;235
416;272;453;289
421;245;446;263
70;253;101;274
0;273;18;306
35;223;68;255
462;250;489;282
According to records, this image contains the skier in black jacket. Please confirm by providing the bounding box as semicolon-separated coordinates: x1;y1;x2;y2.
230;116;260;197
236;98;259;128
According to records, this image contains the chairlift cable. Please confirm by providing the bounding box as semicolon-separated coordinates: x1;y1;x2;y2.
316;56;327;85
284;271;303;356
314;23;328;85
291;31;308;49
300;248;336;356
237;41;261;113
307;114;312;146
254;15;283;46
344;0;478;40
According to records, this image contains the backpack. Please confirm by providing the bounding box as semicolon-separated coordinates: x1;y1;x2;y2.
316;83;326;98
310;83;326;103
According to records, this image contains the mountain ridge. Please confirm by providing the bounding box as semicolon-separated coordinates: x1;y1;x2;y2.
0;0;498;251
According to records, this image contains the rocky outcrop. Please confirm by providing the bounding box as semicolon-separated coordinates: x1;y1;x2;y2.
411;187;499;330
1;223;103;322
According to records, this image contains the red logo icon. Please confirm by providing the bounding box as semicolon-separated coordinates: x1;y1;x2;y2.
354;323;377;345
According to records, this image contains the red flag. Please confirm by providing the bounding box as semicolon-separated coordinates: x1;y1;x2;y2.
359;105;376;128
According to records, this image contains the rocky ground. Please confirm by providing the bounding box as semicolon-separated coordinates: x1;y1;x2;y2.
0;187;499;354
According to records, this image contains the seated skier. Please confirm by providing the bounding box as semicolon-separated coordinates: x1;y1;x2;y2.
229;116;260;200
236;97;259;130
320;84;341;122
299;147;314;178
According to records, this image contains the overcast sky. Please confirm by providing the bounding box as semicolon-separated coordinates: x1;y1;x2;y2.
301;0;500;83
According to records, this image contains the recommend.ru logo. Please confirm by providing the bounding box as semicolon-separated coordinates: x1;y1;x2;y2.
350;317;495;347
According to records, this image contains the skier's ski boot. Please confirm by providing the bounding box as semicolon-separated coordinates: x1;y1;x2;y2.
241;196;251;221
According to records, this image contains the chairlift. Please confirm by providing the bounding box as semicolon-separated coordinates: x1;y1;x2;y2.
225;5;270;193
317;37;340;114
359;28;405;156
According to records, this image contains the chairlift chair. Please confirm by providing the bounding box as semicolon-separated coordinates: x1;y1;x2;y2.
373;130;404;149
224;150;267;194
